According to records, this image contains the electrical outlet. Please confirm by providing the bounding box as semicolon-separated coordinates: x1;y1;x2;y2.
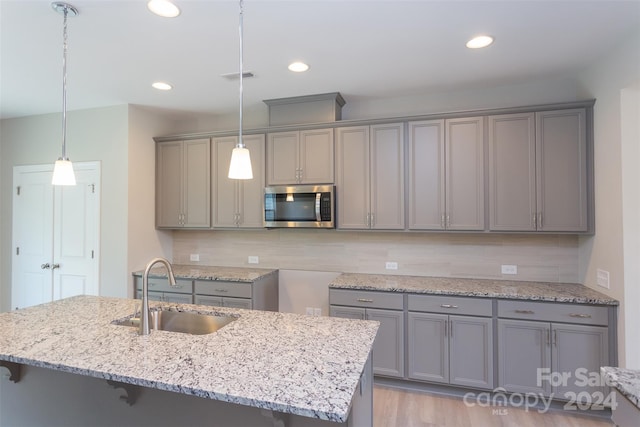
501;264;518;275
190;254;199;262
313;308;321;316
597;269;610;289
248;256;259;264
385;261;398;270
305;307;314;316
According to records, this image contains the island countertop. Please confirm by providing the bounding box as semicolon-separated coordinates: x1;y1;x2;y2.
601;367;640;409
329;273;618;305
132;264;278;282
0;295;378;423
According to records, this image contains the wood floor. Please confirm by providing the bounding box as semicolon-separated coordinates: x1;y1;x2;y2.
373;386;614;427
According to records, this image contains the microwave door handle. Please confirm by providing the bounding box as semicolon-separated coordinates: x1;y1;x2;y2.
315;193;322;221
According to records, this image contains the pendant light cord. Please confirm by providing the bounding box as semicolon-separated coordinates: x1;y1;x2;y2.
238;0;244;149
61;5;69;160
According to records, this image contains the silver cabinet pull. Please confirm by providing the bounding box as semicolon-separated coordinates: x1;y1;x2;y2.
444;320;448;337
553;330;557;346
569;313;592;319
41;263;51;269
449;319;453;337
515;309;535;314
356;298;373;303
440;214;445;229
532;213;537;229
215;289;229;293
440;304;458;309
546;329;550;346
538;212;543;229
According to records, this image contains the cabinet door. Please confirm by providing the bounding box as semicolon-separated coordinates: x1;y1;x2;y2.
367;308;404;378
330;305;366;320
336;126;370;229
195;295;223;306
488;113;536;231
156;141;183;228
238;134;266;228
299;129;334;184
183;139;211;228
551;323;608;398
408;120;445;230
536;109;588;232
223;297;253;310
370;123;405;230
163;292;193;304
408;312;449;384
267;131;299;185
498;319;551;395
445;117;485;230
212;136;240;228
449;315;493;390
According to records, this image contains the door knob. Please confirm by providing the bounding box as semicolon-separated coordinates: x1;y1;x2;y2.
41;263;51;269
51;264;60;270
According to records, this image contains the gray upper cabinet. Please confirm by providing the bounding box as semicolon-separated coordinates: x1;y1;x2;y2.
266;128;334;185
212;134;265;228
336;123;405;230
156;139;211;229
409;118;484;230
489;108;588;232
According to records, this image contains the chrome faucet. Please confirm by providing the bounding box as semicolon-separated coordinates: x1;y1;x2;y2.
140;257;177;335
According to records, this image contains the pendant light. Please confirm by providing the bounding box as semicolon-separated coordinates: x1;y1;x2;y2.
228;0;253;180
51;2;77;186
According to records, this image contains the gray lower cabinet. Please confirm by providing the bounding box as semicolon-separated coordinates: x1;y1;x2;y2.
194;276;278;311
329;289;404;378
408;295;494;390
135;277;194;303
497;300;609;398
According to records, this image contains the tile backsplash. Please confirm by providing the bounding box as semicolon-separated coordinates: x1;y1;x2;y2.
173;230;580;283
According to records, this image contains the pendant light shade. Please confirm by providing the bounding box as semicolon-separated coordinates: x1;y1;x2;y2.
51;2;77;186
228;0;253;180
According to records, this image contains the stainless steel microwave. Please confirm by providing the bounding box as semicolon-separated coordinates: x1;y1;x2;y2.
264;185;335;228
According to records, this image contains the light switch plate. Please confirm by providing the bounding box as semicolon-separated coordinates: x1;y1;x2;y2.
501;264;518;275
190;254;199;262
597;269;610;289
248;256;259;264
385;261;398;270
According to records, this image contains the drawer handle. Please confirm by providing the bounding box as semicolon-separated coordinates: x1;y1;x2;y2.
440;304;459;309
569;313;592;319
515;309;535;314
356;298;373;303
215;289;229;293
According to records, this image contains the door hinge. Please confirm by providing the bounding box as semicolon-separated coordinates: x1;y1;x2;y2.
16;186;20;196
16;247;20;256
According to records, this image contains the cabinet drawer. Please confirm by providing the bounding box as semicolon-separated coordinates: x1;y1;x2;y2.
408;294;493;317
497;300;609;326
329;289;404;310
135;277;192;294
194;280;252;298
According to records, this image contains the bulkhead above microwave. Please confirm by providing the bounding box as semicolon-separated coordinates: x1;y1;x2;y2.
264;185;335;228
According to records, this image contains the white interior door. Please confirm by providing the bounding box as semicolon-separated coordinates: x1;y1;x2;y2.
11;167;54;309
52;164;100;300
12;162;101;309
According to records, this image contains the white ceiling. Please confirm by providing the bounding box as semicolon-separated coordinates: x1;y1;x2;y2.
1;0;639;120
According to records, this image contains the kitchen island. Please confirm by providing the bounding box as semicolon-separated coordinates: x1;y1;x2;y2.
0;295;378;426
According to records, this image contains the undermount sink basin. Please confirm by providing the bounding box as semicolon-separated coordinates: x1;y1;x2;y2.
114;310;237;335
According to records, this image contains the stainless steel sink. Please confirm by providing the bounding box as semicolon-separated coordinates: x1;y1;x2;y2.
113;310;237;335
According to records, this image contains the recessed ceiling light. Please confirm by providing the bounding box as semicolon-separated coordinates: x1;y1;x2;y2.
152;82;173;91
288;62;310;73
147;0;181;18
466;35;494;49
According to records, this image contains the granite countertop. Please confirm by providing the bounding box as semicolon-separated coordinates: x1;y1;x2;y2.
0;295;378;422
601;367;640;409
329;273;618;305
133;264;278;282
